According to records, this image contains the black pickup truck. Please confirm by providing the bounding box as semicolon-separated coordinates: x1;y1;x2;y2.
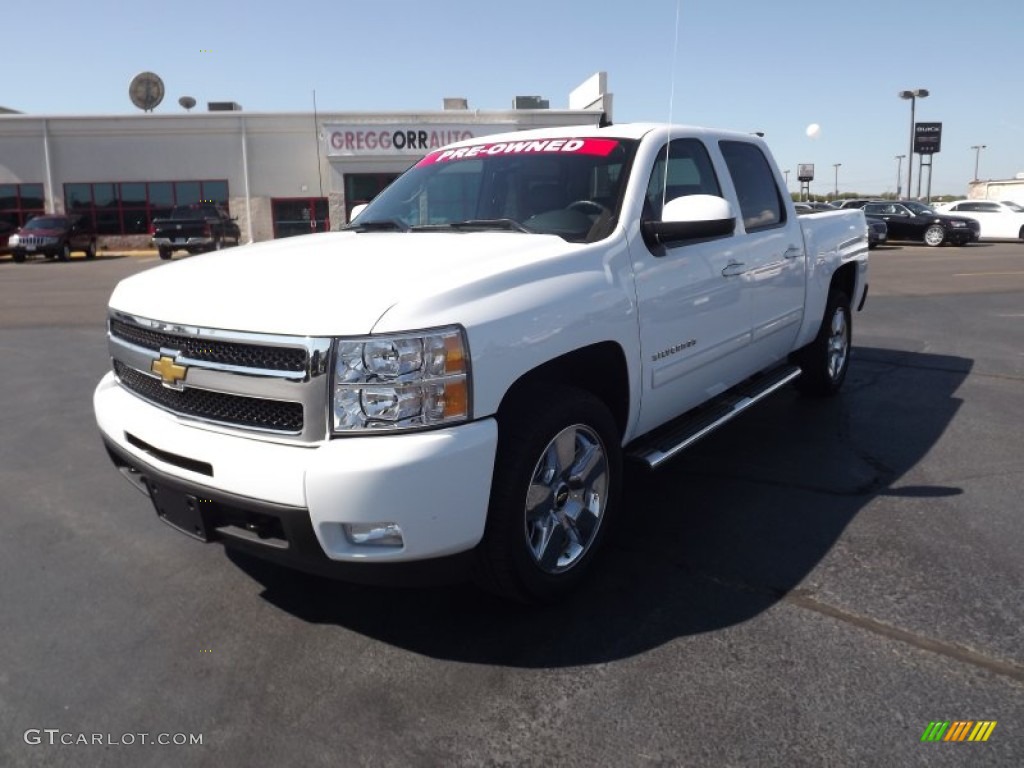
151;203;241;260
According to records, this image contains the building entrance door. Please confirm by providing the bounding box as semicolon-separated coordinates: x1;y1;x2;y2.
344;174;399;222
271;198;329;238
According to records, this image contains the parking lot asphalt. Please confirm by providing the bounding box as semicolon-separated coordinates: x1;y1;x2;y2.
1;244;1022;767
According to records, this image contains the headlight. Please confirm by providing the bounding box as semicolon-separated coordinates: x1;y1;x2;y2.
8;234;19;246
331;326;470;434
950;221;966;228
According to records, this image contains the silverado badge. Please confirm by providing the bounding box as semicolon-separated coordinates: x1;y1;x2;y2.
151;355;187;387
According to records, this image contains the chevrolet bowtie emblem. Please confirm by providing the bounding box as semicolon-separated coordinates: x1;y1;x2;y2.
152;355;187;387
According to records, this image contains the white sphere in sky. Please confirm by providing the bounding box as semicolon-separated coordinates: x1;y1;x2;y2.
806;123;821;139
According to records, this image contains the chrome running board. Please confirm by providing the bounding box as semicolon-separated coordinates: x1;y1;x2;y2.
629;365;802;469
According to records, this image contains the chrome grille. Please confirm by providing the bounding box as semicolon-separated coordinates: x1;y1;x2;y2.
107;311;332;442
17;236;57;246
115;361;304;433
110;318;307;372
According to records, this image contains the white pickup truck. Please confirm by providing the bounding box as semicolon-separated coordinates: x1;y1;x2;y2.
94;123;869;602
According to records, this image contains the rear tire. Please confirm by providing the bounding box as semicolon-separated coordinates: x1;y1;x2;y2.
158;247;172;260
478;386;621;603
85;240;96;259
794;289;851;397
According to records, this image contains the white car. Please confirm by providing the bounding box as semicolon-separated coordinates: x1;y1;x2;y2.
933;200;1024;241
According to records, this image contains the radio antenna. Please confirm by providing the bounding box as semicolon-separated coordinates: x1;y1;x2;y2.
663;0;683;213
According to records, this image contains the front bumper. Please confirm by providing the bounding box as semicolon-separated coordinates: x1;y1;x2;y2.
94;372;498;576
11;246;60;258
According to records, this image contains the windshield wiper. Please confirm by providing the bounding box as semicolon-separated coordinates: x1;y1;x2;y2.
343;219;410;232
411;218;533;234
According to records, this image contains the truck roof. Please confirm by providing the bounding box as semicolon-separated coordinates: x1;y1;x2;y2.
437;122;765;149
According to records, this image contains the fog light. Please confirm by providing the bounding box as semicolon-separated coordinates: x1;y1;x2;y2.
342;522;404;548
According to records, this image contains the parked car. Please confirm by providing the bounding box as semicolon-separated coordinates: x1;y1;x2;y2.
932;200;1024;241
8;215;97;262
865;216;888;249
861;201;979;247
833;199;878;209
0;218;17;254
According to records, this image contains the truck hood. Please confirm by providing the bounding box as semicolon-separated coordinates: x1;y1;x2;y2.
109;230;576;336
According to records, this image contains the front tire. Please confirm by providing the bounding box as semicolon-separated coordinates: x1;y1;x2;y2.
794;289;851;397
479;386;622;603
58;243;71;261
924;225;945;247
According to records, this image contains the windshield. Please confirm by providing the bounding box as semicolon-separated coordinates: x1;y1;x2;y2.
349;137;638;243
1002;201;1024;213
904;201;935;215
25;217;68;230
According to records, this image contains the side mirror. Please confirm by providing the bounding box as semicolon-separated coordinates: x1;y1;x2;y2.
642;194;736;249
349;204;368;223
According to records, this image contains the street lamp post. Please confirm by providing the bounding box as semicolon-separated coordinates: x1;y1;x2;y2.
971;144;987;181
833;163;842;200
895;154;905;198
899;88;929;199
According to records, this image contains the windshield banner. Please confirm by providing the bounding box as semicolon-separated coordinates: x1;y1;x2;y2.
417;138;620;166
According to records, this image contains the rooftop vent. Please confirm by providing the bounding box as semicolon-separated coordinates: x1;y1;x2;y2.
443;98;469;110
208;101;243;112
513;96;549;110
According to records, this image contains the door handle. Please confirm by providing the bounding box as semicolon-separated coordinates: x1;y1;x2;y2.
722;262;746;277
783;246;803;259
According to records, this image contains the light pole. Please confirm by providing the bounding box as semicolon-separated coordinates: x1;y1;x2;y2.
833;163;842;200
899;88;929;199
895;154;905;198
783;169;790;192
971;144;986;181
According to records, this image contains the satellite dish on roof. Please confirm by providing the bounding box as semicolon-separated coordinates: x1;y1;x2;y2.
178;96;197;111
129;72;165;112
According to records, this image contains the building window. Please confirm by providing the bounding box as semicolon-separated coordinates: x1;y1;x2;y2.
0;183;45;228
63;180;229;235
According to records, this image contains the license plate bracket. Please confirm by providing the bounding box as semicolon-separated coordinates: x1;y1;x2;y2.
146;481;211;541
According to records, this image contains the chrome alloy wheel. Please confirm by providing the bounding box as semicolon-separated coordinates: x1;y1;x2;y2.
924;225;945;247
827;306;850;382
524;424;609;574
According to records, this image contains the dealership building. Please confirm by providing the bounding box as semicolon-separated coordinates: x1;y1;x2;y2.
0;73;611;248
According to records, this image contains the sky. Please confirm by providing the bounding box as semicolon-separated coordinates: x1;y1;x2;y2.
3;0;1022;197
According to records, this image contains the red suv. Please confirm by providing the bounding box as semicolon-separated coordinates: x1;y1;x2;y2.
9;214;97;262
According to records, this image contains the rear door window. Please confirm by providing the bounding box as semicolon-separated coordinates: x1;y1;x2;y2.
719;141;786;232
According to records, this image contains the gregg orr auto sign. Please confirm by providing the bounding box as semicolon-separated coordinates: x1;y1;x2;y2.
325;124;514;157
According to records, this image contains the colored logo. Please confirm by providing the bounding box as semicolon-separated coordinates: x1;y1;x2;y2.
921;721;997;742
151;355;187;387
